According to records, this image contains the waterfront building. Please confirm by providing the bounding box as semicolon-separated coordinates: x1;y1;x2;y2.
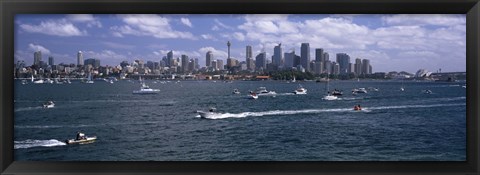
34;51;42;66
217;59;224;70
333;62;340;75
314;61;323;75
315;48;324;62
272;43;283;67
181;55;189;73
246;45;252;61
77;51;83;66
362;59;371;75
300;43;310;72
48;56;54;66
355;58;362;76
325;60;332;74
255;52;266;70
206;51;213;68
84;58;100;68
336;53;350;74
284;50;295;68
167;50;173;67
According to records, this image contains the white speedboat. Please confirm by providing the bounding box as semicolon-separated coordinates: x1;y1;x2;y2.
331;89;343;96
400;87;405;91
256;87;276;95
21;80;27;85
293;85;307;94
196;108;219;119
43;101;55;108
352;88;367;94
424;89;432;94
33;79;44;84
133;83;160;94
232;89;240;94
323;94;338;100
248;92;258;99
65;136;97;145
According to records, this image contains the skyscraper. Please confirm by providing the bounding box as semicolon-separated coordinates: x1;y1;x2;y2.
226;41;232;69
315;48;324;62
246;45;252;59
362;59;371;75
48;56;54;66
336;53;350;74
355;58;362;76
77;51;83;66
206;51;213;67
272;43;283;66
217;59;224;70
284;50;295;68
255;52;266;70
167;50;173;67
181;55;189;72
34;51;42;66
246;45;253;70
300;43;310;72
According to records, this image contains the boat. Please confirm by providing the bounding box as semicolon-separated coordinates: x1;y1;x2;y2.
256;87;276;95
21;80;27;85
322;74;338;100
232;89;240;94
85;73;94;84
331;89;343;96
33;79;44;84
400;87;405;91
293;84;307;94
424;90;432;94
291;76;296;83
354;105;362;111
352;88;367;94
248;91;258;99
133;83;160;94
196;108;219;119
43;101;55;108
65;136;97;145
367;87;379;91
45;78;54;84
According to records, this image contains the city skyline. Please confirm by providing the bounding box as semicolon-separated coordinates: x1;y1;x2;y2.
14;14;466;73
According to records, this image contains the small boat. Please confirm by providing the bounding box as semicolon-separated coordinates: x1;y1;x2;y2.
400;87;405;91
352;88;367;94
196;108;219;119
43;101;55;108
331;89;343;96
33;79;44;84
293;85;307;94
21;80;27;85
462;85;466;88
85;73;94;84
133;83;160;94
45;78;54;84
256;87;276;95
424;90;432;94
354;105;362;111
367;87;379;91
232;89;240;94
322;74;338;100
65;136;97;145
248;92;258;99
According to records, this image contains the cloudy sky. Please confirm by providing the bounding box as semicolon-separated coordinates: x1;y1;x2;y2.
15;14;466;73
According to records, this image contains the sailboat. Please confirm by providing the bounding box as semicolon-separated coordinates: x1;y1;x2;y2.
292;75;296;83
322;74;338;100
400;78;405;91
85;73;94;84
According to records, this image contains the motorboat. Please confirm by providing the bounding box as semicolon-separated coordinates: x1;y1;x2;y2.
133;83;160;94
33;79;44;84
196;108;219;119
424;90;432;94
322;94;338;100
352;88;367;94
45;78;54;84
400;87;405;91
232;89;240;94
65;136;97;145
331;89;343;96
21;80;27;85
293;85;307;94
85;73;94;84
367;87;379;91
256;87;276;95
43;101;55;108
248;92;259;99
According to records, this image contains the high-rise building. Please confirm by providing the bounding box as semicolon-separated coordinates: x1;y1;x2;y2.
211;60;218;70
84;58;100;68
314;61;323;75
34;51;42;66
300;43;310;72
284;50;295;68
48;56;54;66
255;52;266;70
227;57;237;68
246;45;252;59
167;50;173;67
324;60;332;74
217;59;224;70
206;51;213;68
272;43;283;66
77;51;83;66
355;58;362;76
362;59;371;75
181;55;189;72
227;41;231;59
333;62;340;75
336;53;350;74
315;48;324;62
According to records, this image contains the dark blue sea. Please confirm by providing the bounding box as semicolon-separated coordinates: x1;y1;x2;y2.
14;79;466;161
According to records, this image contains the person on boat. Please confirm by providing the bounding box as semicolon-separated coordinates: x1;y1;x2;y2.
354;105;362;111
76;132;86;140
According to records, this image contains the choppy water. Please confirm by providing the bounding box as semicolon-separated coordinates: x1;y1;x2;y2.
14;79;466;161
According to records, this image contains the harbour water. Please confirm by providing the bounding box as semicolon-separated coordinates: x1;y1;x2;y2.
14;80;466;161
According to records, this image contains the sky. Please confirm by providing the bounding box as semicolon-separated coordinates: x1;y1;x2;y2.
14;14;466;73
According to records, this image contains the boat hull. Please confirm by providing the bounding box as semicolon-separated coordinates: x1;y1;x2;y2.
66;136;97;144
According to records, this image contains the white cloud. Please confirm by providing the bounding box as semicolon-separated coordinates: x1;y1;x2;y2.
111;15;196;39
233;32;245;41
213;19;233;30
67;14;102;28
20;20;87;37
382;14;466;26
198;47;228;60
28;43;51;55
102;41;135;50
180;18;193;27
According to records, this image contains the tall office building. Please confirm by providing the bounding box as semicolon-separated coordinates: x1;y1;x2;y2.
77;51;83;66
336;53;350;74
167;50;173;67
362;59;371;75
314;61;323;75
355;58;362;76
217;59;224;70
272;43;283;66
246;45;252;59
315;48;324;62
181;55;189;72
34;51;42;66
48;56;54;66
211;60;218;70
300;43;310;72
206;51;213;67
284;50;295;68
84;58;100;68
255;52;266;70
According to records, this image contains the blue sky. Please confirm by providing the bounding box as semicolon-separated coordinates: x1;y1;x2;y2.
14;14;466;73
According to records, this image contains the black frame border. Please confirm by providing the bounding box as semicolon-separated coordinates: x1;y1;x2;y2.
1;0;479;174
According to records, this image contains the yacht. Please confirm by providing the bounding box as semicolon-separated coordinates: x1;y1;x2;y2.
322;74;338;100
197;107;219;119
256;87;276;95
133;83;160;94
33;79;44;84
293;85;307;95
